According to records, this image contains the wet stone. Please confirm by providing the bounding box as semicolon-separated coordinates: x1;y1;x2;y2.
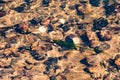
92;18;108;31
30;19;38;25
89;0;101;7
14;3;30;13
94;46;103;53
104;4;115;16
60;2;66;10
42;0;51;7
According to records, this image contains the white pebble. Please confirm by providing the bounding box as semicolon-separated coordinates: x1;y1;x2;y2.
38;26;47;33
59;18;65;24
72;37;81;45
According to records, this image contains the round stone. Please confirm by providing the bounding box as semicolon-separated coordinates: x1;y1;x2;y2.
38;26;47;33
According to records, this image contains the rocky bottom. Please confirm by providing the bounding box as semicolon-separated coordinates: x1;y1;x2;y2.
0;0;120;80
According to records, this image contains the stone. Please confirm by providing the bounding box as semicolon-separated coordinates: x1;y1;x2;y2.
38;25;47;33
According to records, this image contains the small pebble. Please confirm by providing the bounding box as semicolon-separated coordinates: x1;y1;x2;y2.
59;18;66;24
38;26;47;33
99;42;110;50
94;46;103;53
41;19;50;25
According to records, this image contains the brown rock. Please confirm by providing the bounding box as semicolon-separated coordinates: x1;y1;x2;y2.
41;19;50;25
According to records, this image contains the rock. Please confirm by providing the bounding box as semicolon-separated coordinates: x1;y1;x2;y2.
15;22;29;34
58;18;66;24
41;19;50;25
89;0;101;7
38;25;47;33
92;18;108;31
42;0;51;7
65;34;82;45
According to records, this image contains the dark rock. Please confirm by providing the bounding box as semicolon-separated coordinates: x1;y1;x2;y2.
30;50;46;60
77;24;84;29
80;58;90;66
15;24;30;34
60;2;66;9
14;4;26;12
0;11;6;17
62;25;70;32
68;5;76;10
44;57;58;65
50;76;56;80
92;18;108;31
42;0;51;7
75;4;84;16
65;34;74;43
89;0;101;7
104;3;115;16
94;46;103;53
30;19;38;25
78;31;91;46
0;1;5;4
96;31;112;41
